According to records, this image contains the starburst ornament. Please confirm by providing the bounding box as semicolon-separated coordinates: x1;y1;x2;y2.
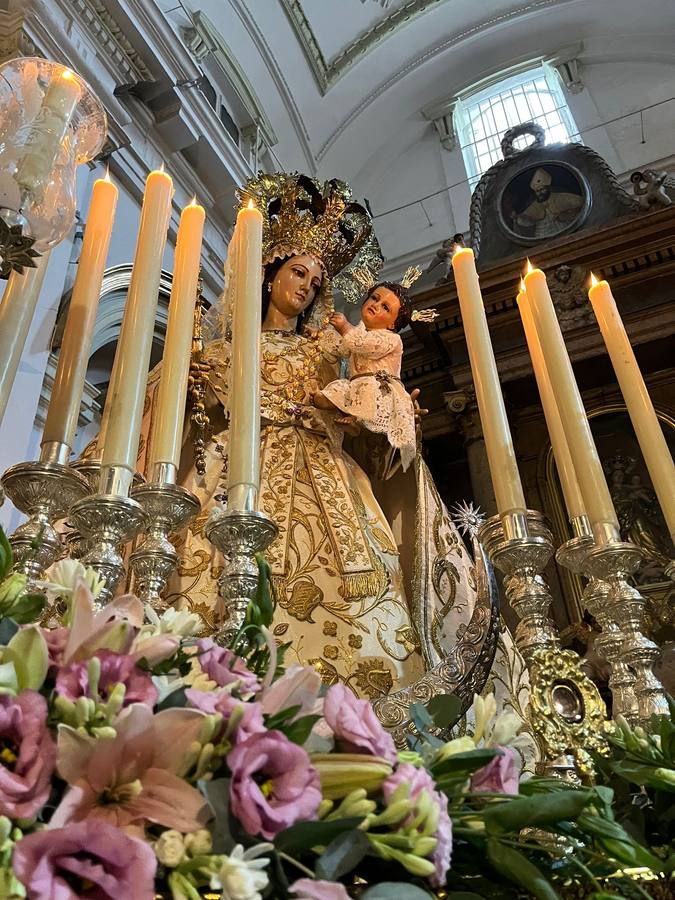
0;218;40;279
451;500;486;538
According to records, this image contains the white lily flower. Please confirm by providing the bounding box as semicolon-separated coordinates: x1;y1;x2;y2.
40;558;104;600
141;604;202;637
471;692;497;745
210;843;273;900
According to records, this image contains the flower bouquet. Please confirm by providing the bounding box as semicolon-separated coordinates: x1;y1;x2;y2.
0;527;672;899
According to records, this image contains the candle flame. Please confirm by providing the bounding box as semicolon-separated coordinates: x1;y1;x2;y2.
247;199;255;209
525;258;534;274
158;162;165;174
62;68;76;81
103;165;111;183
590;272;599;287
519;278;527;292
189;194;197;206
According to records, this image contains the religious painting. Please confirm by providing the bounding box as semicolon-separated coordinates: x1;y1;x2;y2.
499;162;589;243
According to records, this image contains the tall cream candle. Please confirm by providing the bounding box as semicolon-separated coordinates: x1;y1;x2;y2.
16;68;81;194
517;281;586;519
148;197;205;474
228;200;263;512
451;246;526;515
101;167;173;478
524;264;619;540
0;252;51;426
588;274;675;543
42;170;118;453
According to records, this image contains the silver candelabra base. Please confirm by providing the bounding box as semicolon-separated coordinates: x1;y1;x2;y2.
205;507;278;644
129;478;200;610
1;453;89;584
479;509;607;780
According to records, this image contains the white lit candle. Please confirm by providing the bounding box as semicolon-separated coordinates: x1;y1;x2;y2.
517;280;586;520
451;246;526;515
588;273;675;544
16;67;81;195
228;199;263;511
42;169;118;454
0;252;51;426
100;166;173;483
148;196;205;477
524;263;619;542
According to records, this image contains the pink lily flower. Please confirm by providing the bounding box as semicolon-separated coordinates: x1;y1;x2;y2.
51;702;211;835
260;665;323;720
54;580;144;666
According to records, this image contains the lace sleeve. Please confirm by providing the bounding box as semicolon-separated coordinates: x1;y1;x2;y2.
319;327;344;359
342;326;402;359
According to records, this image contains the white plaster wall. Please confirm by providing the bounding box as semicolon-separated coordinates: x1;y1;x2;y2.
353;55;675;267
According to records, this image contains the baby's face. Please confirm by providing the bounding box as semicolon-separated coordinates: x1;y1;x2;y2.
362;287;400;331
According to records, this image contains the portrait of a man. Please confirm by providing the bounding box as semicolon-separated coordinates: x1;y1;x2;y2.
501;163;587;240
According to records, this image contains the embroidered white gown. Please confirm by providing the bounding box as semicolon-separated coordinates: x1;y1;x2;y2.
320;323;416;471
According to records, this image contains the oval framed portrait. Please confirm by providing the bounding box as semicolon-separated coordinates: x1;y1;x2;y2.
498;161;591;244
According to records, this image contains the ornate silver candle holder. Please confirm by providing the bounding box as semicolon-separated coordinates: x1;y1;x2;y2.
583;524;667;724
556;516;639;723
205;505;278;644
1;442;89;583
129;463;200;610
479;509;607;780
68;465;146;606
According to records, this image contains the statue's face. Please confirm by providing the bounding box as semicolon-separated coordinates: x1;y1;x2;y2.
269;255;323;318
362;286;401;331
534;185;551;202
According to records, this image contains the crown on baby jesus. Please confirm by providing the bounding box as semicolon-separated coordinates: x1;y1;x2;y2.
351;263;423;293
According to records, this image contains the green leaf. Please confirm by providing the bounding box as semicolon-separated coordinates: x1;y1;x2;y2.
5;625;48;690
483;789;593;834
410;701;434;735
0;528;12;580
275;817;364;854
265;705;302;730
432;749;498;778
199;777;233;854
426;693;463;729
486;838;560;900
281;714;322;746
361;885;432;899
9;593;46;624
315;829;370;880
0;618;18;645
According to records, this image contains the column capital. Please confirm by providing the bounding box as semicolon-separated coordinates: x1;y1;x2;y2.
443;387;483;442
422;98;457;152
0;0;34;64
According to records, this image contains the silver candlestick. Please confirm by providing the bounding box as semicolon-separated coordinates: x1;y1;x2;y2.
1;442;89;584
205;505;278;644
556;515;639;723
583;523;667;725
479;509;607;780
129;463;200;610
68;465;146;606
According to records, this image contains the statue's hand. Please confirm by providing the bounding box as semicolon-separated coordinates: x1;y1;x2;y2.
410;388;428;422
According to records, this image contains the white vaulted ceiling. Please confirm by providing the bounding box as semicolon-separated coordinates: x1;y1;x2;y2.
166;0;675;266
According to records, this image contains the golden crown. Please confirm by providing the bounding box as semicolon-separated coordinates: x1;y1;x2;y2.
237;173;378;284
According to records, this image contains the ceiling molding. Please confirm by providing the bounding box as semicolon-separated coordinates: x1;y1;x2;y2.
279;0;449;96
316;0;574;162
227;0;316;174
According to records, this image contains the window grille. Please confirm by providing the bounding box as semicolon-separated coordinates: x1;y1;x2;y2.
455;64;580;188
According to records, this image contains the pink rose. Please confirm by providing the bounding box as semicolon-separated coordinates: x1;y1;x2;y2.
196;639;260;694
323;684;396;763
186;688;265;744
290;879;351;899
13;820;156;899
228;730;321;839
0;690;55;819
56;649;158;707
470;745;520;796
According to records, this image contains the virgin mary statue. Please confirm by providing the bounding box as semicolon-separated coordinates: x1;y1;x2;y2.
133;174;526;712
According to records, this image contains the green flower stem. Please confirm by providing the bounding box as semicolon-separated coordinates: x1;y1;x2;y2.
277;851;316;878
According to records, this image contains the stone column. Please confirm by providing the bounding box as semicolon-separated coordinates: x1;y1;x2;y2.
0;0;32;64
444;387;497;517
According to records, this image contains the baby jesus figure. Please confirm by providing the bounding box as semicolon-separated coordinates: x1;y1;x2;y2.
313;268;435;471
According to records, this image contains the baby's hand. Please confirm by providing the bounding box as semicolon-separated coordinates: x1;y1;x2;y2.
330;312;350;335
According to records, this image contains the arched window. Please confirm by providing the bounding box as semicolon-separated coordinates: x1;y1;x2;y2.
455;64;580;187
